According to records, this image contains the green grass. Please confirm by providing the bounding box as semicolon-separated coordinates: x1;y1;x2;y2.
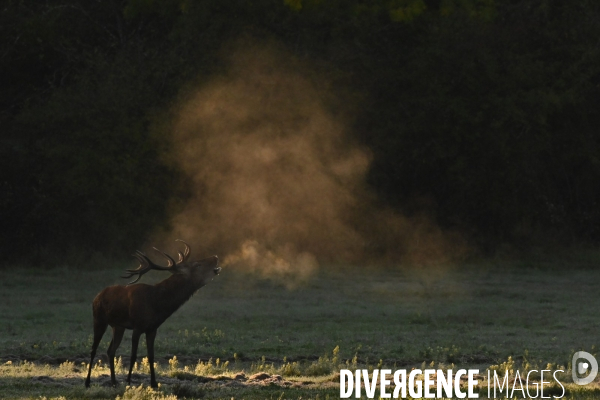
1;258;600;398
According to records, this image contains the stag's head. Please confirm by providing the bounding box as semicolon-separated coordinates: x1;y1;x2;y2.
181;255;220;287
124;240;220;286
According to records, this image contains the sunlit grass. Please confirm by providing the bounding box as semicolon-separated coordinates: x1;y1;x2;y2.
2;353;600;399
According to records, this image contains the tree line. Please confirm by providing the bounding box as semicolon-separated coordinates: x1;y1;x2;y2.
2;0;599;264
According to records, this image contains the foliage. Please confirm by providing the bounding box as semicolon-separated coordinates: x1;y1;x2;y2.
194;357;230;376
304;346;340;376
358;1;600;247
2;0;600;262
116;385;177;400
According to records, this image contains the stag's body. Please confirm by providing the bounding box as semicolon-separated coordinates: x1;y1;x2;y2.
94;276;198;331
84;241;219;388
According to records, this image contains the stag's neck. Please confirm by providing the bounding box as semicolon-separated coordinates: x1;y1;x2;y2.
153;274;200;317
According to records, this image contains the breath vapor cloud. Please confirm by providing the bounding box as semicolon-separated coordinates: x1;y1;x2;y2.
160;40;466;285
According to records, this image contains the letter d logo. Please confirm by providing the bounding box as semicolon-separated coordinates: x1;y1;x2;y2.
572;351;598;385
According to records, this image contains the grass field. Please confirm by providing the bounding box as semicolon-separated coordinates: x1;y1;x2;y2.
1;254;600;399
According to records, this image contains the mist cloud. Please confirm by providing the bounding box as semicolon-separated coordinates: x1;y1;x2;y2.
158;40;467;285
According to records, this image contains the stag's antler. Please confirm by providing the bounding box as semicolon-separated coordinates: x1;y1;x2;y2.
152;247;177;267
123;240;193;284
122;248;178;285
175;239;191;264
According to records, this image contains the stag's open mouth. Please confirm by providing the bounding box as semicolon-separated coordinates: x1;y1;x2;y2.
214;267;221;275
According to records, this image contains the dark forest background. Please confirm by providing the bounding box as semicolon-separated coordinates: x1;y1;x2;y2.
2;0;600;265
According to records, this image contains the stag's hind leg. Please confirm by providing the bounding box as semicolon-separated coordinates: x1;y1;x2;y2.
107;326;125;386
85;320;108;388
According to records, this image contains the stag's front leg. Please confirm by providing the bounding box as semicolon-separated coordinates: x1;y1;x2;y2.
127;329;142;385
146;329;158;388
107;327;125;386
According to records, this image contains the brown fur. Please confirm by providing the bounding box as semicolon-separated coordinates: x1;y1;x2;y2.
84;255;219;388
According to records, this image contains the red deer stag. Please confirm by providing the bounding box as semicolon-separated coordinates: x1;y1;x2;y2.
84;240;220;388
